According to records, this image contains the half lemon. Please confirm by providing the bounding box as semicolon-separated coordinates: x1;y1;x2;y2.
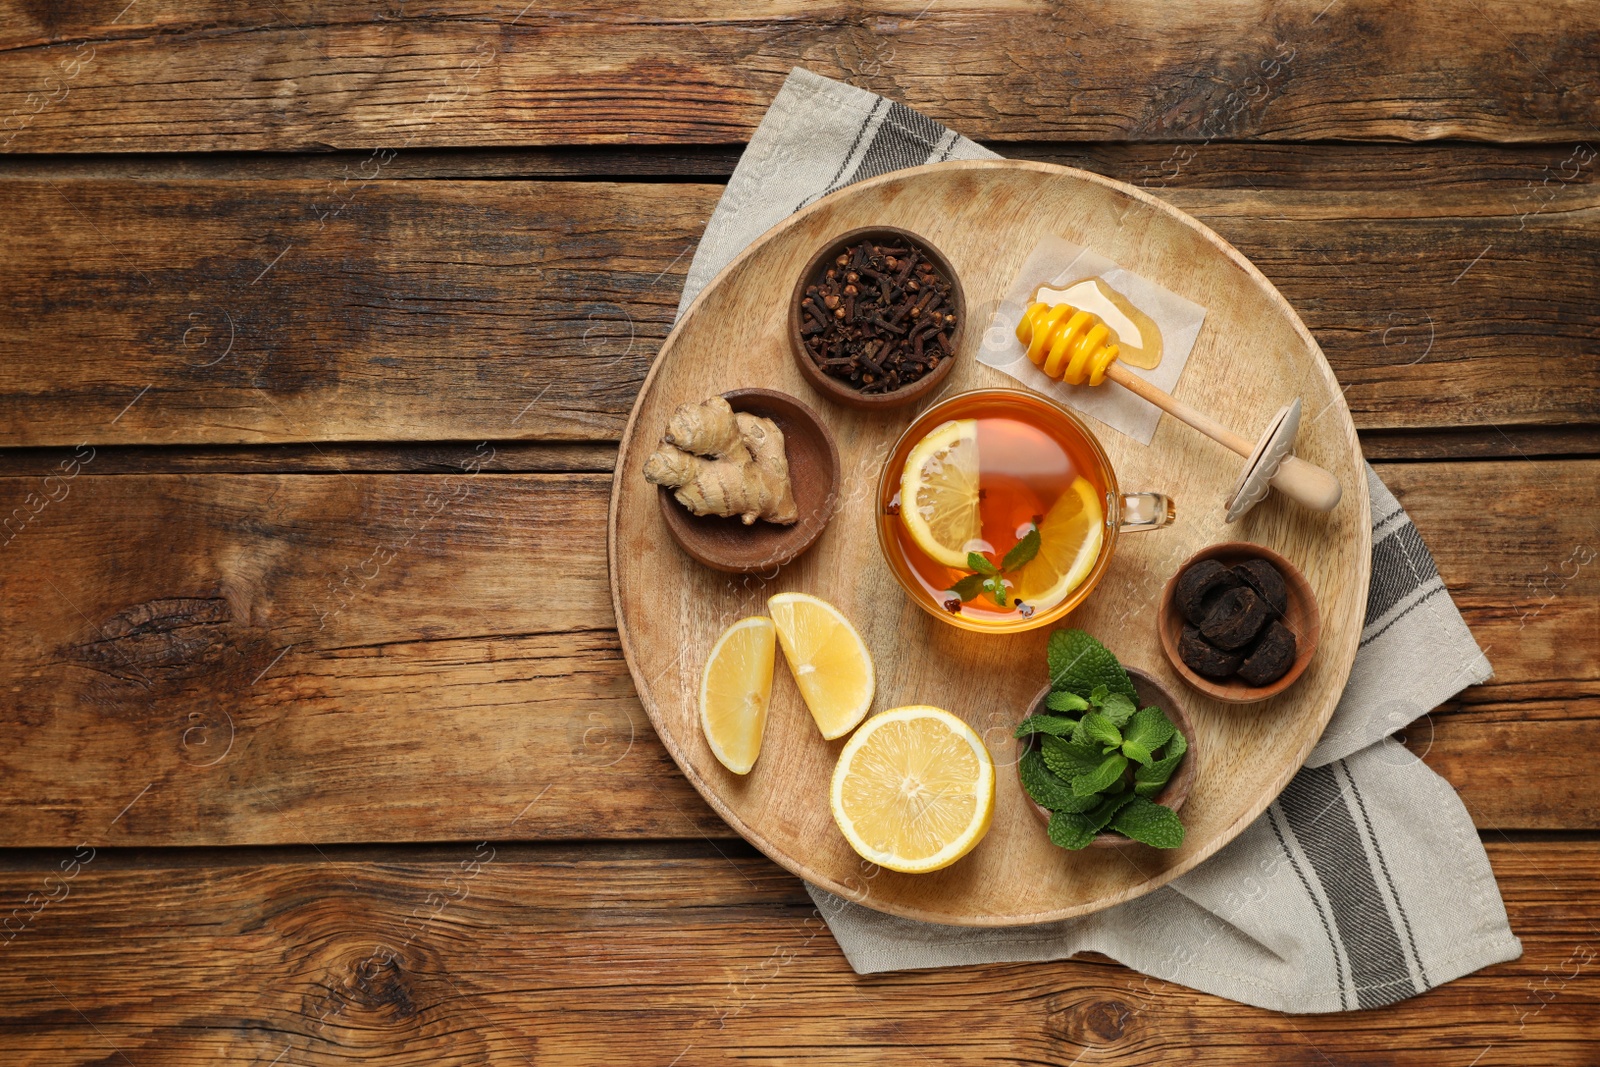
830;706;995;874
1012;476;1104;612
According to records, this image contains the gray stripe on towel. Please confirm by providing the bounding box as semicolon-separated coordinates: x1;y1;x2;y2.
849;101;949;184
1268;805;1350;1009
1365;522;1442;627
1281;763;1419;1009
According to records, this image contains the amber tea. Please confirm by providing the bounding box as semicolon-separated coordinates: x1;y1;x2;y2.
877;390;1121;633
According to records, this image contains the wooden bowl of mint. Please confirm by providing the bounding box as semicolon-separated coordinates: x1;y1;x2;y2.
1015;666;1197;849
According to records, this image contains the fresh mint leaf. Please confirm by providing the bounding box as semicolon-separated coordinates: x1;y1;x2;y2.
1020;748;1080;809
1121;739;1154;767
1109;797;1186;849
1134;728;1188;795
1045;690;1090;713
1087;791;1139;832
1098;692;1137;727
1071;753;1128;796
1046;795;1139;850
1047;810;1097;850
967;552;999;576
982;575;1008;607
1022;751;1101;814
1002;527;1041;571
950;573;986;602
1123;707;1176;752
1041;735;1103;781
1089;683;1109;707
1046;630;1138;702
1080;712;1122;748
1014;714;1076;739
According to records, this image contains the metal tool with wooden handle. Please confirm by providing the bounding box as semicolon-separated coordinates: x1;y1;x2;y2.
1017;301;1343;518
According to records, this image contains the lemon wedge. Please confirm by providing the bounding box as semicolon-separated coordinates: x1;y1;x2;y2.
1012;476;1104;612
899;418;981;568
698;616;776;774
768;592;874;740
830;706;995;873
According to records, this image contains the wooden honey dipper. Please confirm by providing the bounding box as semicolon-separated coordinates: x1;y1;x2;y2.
1016;301;1342;519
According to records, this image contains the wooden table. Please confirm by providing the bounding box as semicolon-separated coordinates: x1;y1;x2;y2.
1;5;1595;1063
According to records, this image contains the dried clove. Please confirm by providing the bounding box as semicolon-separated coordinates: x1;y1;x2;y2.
801;238;958;393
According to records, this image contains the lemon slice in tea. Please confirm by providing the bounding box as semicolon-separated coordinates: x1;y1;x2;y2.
830;706;995;874
899;418;981;569
1012;476;1105;612
698;616;776;775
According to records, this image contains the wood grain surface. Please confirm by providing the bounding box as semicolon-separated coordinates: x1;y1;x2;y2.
1;1;1597;152
612;160;1374;924
1;140;1592;189
2;176;1593;446
0;459;1590;846
0;841;1591;1065
2;2;1596;1055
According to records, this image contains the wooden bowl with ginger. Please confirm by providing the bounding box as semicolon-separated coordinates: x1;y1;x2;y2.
645;388;841;574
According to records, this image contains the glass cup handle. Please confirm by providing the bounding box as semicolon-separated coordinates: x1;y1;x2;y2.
1116;491;1174;532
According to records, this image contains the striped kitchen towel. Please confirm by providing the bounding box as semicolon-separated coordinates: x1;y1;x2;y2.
675;67;1519;1013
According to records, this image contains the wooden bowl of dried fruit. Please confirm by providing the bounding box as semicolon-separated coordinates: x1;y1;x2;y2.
1157;542;1321;703
789;225;966;410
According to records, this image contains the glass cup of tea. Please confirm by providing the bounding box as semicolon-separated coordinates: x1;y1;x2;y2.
876;388;1174;633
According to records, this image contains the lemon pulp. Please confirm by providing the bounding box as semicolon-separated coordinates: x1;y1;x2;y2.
1013;475;1104;612
830;706;995;874
698;616;776;775
898;419;981;569
768;592;875;740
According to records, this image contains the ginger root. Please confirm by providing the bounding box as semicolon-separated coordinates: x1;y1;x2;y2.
663;396;745;457
643;396;799;525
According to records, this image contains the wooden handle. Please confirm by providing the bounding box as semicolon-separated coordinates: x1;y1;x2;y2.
1104;363;1252;453
1267;455;1343;511
1103;363;1341;512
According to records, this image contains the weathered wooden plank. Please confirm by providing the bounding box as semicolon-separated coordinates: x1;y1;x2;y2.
2;141;1594;190
1;178;1595;447
0;460;1590;846
0;441;621;477
1159;187;1600;434
0;471;719;846
1;1;1597;152
0;179;701;446
0;841;1591;1064
1413;699;1600;831
1385;459;1600;695
1357;427;1600;463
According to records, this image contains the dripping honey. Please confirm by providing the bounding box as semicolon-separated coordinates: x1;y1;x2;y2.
1033;277;1163;370
877;391;1114;631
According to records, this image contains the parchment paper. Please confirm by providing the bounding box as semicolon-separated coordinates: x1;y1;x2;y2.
977;235;1207;445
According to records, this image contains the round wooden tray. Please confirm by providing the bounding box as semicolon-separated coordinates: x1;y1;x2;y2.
608;160;1371;927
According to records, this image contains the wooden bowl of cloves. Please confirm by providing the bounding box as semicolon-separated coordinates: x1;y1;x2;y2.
789;226;965;410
